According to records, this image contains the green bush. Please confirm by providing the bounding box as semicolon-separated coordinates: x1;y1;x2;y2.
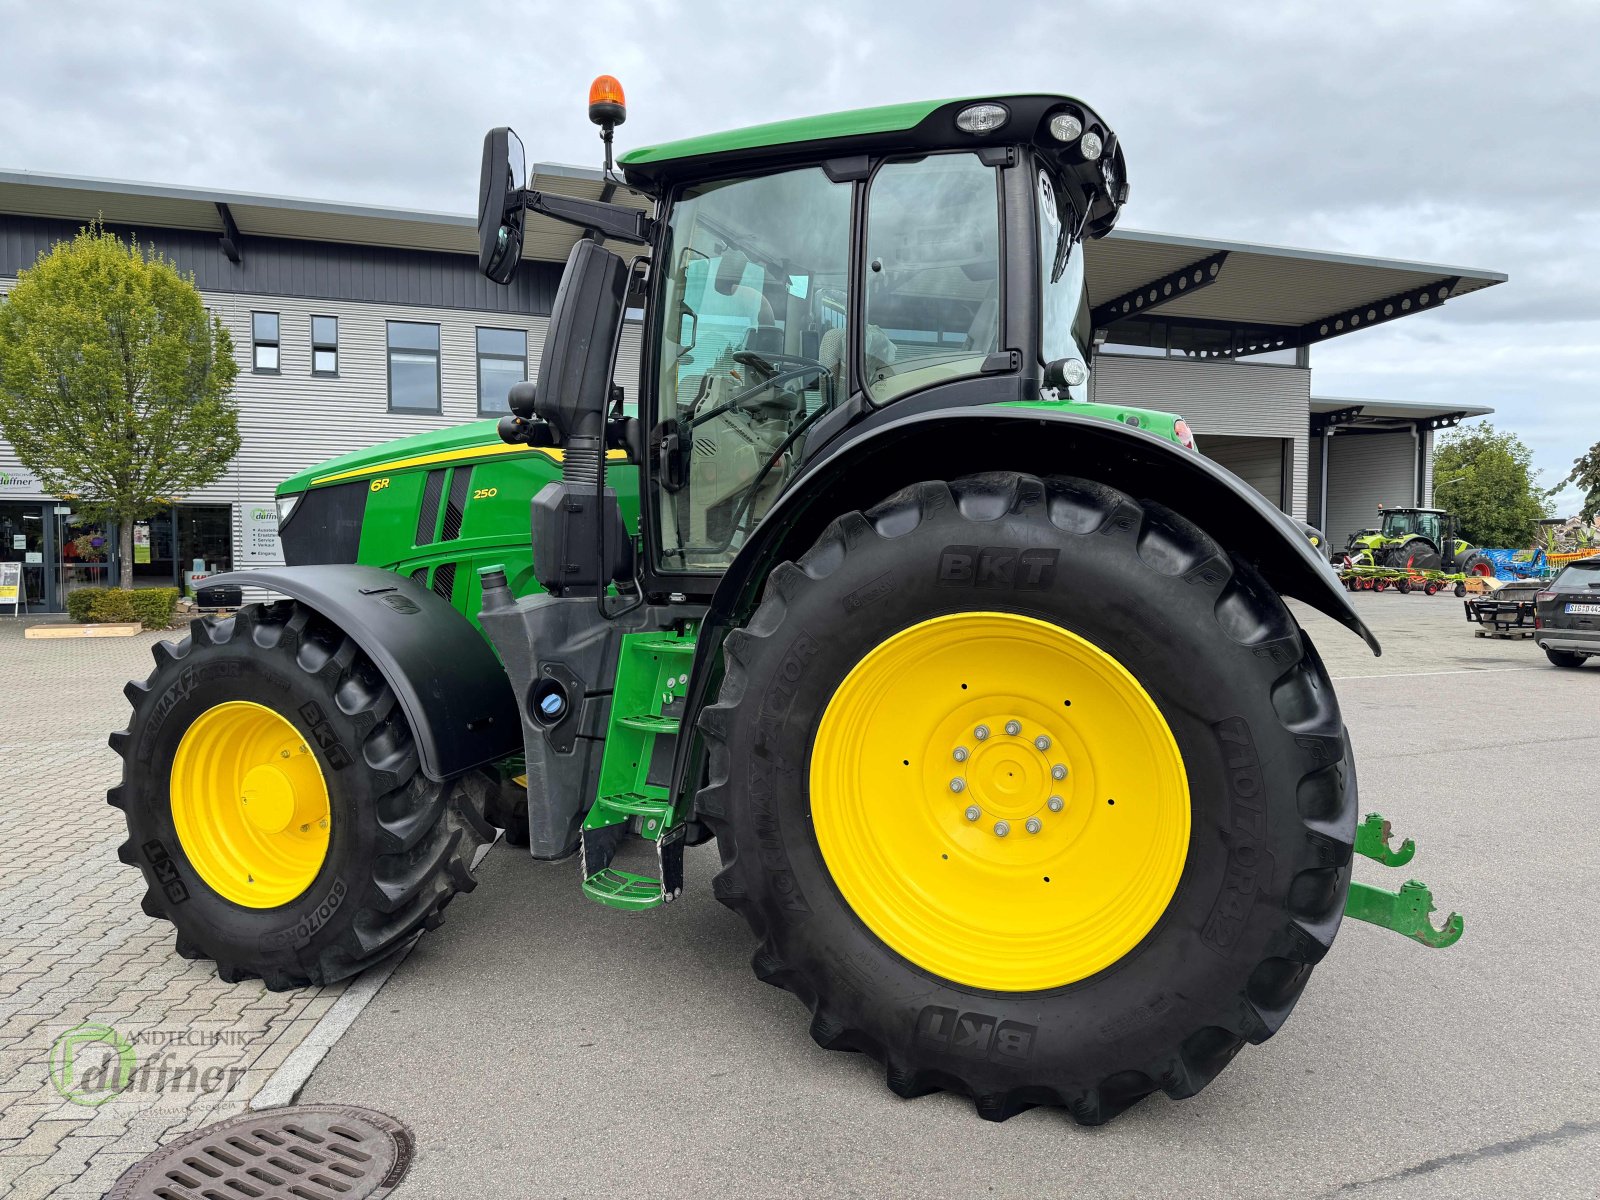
86;589;137;623
65;586;179;628
66;587;107;622
129;588;179;630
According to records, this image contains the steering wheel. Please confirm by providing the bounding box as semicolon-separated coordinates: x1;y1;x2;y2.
732;350;829;376
689;356;832;429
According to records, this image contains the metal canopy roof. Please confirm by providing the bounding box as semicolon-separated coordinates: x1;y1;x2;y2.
0;166;1503;355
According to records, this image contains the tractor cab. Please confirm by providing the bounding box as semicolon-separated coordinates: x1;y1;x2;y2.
480;94;1136;593
1378;506;1450;546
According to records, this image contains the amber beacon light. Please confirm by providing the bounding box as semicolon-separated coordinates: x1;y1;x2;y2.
589;75;627;172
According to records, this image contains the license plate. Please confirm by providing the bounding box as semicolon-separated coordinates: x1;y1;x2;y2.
1565;603;1600;615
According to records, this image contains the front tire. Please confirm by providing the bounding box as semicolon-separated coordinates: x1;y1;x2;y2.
110;601;496;990
697;473;1355;1123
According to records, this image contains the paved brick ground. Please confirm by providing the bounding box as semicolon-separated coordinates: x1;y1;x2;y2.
0;618;345;1199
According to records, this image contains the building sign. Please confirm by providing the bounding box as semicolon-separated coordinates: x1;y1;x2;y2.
0;561;19;612
133;521;151;564
239;503;280;564
0;467;43;497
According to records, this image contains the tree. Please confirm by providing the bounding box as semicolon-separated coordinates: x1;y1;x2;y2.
1564;442;1600;522
1432;422;1552;549
0;223;239;588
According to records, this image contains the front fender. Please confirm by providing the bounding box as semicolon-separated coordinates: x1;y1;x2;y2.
672;406;1378;805
202;565;519;780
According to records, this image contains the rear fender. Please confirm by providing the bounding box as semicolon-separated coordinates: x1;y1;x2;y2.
672;406;1379;806
202;565;520;780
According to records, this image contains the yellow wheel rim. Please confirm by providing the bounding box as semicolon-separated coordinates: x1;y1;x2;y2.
811;612;1190;991
170;701;332;908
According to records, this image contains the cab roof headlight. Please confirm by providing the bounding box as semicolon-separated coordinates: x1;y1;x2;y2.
1173;418;1197;451
275;493;301;530
1079;130;1104;161
955;103;1008;134
1048;113;1083;143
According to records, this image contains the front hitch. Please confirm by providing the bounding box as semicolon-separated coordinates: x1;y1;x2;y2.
1342;812;1464;949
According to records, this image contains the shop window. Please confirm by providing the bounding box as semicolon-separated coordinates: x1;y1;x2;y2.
252;311;280;372
476;327;526;415
388;321;441;413
311;315;339;375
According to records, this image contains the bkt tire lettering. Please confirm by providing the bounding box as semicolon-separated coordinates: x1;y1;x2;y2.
914;1005;1036;1065
937;545;1058;590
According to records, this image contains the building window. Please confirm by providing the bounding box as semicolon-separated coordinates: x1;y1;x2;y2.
311;315;339;375
252;312;279;372
387;321;440;413
476;327;527;415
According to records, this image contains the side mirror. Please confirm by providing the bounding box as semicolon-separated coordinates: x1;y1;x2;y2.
535;239;629;449
478;127;526;284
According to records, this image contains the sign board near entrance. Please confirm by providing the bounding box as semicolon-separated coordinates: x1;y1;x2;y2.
0;468;43;497
0;561;20;613
238;503;280;564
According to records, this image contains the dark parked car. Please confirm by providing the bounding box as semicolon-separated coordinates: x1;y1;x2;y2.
1535;555;1600;667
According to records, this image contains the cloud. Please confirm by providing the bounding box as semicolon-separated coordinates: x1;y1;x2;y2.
2;0;1595;504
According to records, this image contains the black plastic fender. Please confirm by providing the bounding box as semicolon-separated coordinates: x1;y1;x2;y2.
201;565;519;780
671;404;1380;807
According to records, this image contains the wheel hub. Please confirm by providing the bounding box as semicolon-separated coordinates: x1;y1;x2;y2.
170;701;332;908
811;612;1191;991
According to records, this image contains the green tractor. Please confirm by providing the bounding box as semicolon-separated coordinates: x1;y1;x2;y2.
110;89;1461;1124
1344;506;1495;577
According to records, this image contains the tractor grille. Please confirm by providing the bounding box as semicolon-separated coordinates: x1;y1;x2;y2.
409;567;427;587
432;561;457;603
108;1104;413;1199
441;467;472;541
415;469;446;546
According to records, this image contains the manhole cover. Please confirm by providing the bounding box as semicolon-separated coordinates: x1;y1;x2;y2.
107;1104;412;1200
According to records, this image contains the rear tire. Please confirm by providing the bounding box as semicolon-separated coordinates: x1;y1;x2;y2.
1544;647;1587;669
111;602;496;990
697;473;1354;1124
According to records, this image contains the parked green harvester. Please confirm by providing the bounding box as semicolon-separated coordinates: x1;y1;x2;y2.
110;85;1461;1124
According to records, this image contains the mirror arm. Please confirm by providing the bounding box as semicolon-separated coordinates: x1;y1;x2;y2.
516;188;654;245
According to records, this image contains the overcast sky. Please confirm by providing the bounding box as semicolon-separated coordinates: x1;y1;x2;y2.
2;0;1594;509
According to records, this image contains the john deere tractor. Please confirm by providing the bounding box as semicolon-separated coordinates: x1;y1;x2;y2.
110;87;1461;1124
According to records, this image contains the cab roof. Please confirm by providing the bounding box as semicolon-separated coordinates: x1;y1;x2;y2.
619;94;1121;190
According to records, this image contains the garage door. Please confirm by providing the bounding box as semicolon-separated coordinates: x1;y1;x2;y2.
1323;431;1418;552
1201;435;1287;510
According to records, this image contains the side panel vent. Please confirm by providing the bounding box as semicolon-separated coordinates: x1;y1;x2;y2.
416;469;446;546
432;561;457;603
409;567;427;586
441;467;472;542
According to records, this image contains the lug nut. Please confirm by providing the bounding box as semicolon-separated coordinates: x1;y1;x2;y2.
974;725;990;741
1047;795;1065;812
993;821;1010;837
1051;764;1068;781
965;805;981;822
1034;735;1052;751
1004;720;1022;736
953;747;969;763
950;778;966;793
1025;817;1042;834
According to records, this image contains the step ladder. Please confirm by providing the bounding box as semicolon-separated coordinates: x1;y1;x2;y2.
579;628;697;911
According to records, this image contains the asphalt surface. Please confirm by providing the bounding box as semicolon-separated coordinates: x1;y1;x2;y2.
301;591;1600;1199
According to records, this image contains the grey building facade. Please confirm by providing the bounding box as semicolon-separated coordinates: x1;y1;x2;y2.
0;168;1501;610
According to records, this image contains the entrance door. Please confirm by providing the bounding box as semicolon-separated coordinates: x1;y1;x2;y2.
0;502;48;611
56;509;114;609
